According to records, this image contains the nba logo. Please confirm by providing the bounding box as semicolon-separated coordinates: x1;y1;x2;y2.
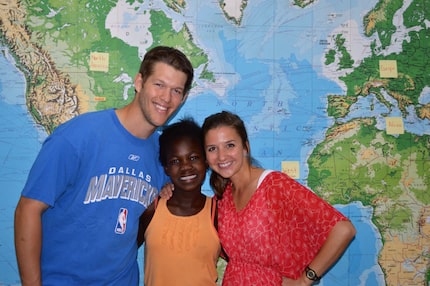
115;208;128;234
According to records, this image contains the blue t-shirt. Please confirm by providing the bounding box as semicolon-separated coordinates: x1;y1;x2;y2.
22;109;168;285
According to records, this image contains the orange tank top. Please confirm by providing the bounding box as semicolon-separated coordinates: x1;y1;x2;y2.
144;197;220;286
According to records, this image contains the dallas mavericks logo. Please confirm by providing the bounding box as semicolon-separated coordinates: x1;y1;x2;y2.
115;208;128;234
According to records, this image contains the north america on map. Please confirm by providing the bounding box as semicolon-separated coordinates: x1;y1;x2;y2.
0;0;429;285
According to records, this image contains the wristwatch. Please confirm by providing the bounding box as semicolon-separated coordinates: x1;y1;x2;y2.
305;266;321;281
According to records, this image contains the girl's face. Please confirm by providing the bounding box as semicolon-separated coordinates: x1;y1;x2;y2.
204;125;248;179
164;137;206;192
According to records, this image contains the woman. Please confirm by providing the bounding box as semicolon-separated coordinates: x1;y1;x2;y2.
202;111;356;286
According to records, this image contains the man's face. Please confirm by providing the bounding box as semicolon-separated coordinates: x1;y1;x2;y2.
137;62;188;128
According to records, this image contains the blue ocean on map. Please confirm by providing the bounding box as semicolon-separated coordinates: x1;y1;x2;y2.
0;48;43;284
0;0;407;284
1;45;385;285
335;202;384;285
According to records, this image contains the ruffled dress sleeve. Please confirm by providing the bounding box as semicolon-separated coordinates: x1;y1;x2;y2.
264;171;348;279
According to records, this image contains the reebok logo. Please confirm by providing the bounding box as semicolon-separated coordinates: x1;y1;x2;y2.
128;154;140;161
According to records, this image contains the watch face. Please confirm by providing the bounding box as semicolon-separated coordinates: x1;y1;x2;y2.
306;269;316;279
306;268;319;281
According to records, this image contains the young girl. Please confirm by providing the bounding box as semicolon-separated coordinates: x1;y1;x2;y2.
138;118;220;285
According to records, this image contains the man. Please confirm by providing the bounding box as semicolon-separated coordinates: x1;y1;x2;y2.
14;46;194;286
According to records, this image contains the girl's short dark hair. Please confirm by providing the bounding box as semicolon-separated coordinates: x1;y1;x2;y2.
159;117;203;167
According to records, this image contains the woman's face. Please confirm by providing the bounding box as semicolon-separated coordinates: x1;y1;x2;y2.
204;125;248;179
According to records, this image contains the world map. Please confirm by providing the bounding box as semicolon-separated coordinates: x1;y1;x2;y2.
0;0;429;285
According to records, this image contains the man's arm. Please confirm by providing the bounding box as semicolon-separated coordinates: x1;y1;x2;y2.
14;196;49;286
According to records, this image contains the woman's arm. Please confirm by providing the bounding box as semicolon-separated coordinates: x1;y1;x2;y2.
283;220;356;286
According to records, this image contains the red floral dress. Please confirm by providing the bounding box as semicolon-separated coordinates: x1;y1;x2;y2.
218;171;348;285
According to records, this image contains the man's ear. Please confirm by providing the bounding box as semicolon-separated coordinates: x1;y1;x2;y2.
134;73;143;93
181;92;189;103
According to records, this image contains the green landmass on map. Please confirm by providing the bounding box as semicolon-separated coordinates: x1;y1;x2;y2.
148;10;212;78
293;0;317;8
363;0;404;49
316;0;430;283
163;0;186;13
338;26;430;119
324;34;354;69
343;0;430;120
308;118;430;208
1;0;212;133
